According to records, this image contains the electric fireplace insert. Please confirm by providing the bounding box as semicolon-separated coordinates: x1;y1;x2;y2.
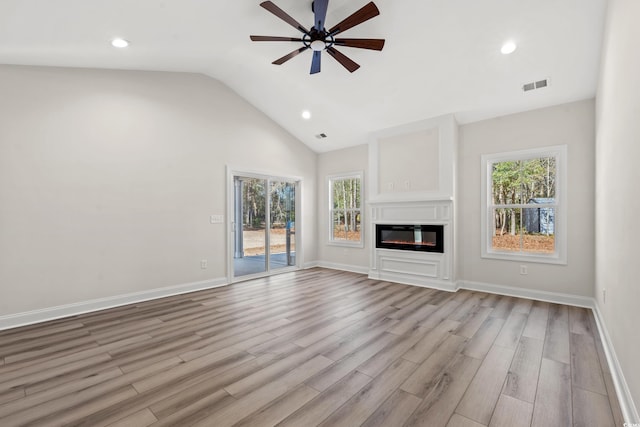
376;224;444;253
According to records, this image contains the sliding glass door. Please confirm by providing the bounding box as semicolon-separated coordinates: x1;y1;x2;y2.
232;174;298;280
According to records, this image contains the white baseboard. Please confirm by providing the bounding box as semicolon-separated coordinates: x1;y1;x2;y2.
303;261;320;269
0;277;228;331
369;270;457;292
457;280;594;308
591;302;640;424
314;261;369;275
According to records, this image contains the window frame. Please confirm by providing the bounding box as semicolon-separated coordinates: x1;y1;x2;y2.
481;145;567;264
327;171;364;248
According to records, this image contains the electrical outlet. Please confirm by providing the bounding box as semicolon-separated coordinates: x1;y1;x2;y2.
520;265;528;275
201;259;208;269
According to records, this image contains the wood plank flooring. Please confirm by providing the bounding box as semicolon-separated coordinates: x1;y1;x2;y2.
0;268;624;426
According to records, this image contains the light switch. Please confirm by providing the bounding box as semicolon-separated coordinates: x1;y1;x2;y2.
210;215;224;224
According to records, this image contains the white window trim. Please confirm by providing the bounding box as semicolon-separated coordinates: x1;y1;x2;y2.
327;171;364;248
480;145;567;265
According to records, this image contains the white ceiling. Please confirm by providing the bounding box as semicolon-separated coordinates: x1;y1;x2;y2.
0;0;608;152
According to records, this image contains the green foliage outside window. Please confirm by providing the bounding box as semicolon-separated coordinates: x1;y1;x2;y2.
330;175;362;243
491;157;556;253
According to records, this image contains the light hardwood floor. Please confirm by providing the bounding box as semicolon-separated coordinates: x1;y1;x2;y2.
0;268;624;426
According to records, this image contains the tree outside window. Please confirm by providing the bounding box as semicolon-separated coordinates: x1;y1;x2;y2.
491;157;556;253
328;172;363;246
482;146;566;264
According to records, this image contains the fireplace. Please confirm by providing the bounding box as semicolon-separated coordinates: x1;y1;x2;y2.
376;224;444;253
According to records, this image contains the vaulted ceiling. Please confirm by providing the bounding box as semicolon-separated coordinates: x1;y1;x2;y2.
0;0;608;152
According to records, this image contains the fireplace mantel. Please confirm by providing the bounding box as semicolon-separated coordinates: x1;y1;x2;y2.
368;199;453;224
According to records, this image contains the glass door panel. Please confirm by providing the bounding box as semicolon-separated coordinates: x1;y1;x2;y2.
269;181;296;270
233;177;267;277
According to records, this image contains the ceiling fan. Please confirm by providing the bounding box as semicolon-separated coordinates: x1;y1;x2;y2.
250;0;385;74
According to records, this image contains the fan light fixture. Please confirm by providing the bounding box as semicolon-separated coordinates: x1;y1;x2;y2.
310;40;326;52
111;38;130;48
501;41;517;55
250;1;385;74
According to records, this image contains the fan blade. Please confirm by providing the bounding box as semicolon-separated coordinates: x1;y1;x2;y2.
250;35;304;42
310;51;322;74
273;46;310;65
260;1;309;34
326;47;360;73
313;0;329;31
328;2;380;36
333;38;385;51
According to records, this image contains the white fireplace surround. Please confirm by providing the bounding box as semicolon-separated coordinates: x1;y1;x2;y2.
367;115;458;291
368;199;455;291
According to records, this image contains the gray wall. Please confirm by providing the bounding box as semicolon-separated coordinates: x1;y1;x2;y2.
458;99;595;296
596;0;640;417
0;65;317;315
316;144;369;271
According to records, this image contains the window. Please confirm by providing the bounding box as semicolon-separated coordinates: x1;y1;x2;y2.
328;172;363;247
481;146;566;264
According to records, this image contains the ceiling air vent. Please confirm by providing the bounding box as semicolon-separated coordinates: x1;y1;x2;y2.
315;133;328;139
523;78;550;92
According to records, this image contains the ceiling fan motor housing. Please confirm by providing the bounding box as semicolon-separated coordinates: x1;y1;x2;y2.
306;28;332;51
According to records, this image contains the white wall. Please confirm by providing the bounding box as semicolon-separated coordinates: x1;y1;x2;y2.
0;65;317;316
596;0;640;419
316;144;369;272
458;99;595;296
377;129;439;193
369;115;458;202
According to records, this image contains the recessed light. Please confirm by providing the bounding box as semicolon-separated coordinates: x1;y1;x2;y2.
301;110;311;120
111;38;129;48
501;41;517;55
